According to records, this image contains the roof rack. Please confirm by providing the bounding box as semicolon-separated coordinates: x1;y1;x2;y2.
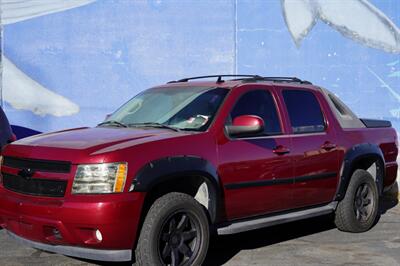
244;76;313;85
167;75;263;83
167;75;312;85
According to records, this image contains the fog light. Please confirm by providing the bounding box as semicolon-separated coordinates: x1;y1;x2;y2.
95;229;103;241
53;228;62;239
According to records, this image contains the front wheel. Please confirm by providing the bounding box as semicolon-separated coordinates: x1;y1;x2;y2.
136;192;209;266
335;169;379;232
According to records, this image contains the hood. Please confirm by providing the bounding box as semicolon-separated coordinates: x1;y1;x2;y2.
14;127;180;150
4;127;188;163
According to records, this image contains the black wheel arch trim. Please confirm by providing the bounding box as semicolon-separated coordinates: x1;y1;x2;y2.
335;143;385;201
132;155;223;223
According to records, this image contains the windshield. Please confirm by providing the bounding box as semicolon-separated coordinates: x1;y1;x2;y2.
102;87;229;131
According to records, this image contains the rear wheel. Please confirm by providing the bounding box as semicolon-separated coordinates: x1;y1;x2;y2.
136;192;209;266
335;169;379;232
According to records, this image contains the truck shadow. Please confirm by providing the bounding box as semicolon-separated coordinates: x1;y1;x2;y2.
203;214;336;266
203;192;398;266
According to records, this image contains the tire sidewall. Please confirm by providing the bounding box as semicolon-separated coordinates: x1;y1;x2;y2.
138;193;209;266
344;170;379;231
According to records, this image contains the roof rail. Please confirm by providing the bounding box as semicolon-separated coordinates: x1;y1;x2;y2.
246;76;313;85
167;75;262;83
167;75;312;85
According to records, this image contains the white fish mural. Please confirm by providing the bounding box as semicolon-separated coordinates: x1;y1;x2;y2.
2;57;79;117
1;0;96;25
281;0;400;54
1;0;96;117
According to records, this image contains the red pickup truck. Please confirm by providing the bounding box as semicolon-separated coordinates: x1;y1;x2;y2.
0;75;398;266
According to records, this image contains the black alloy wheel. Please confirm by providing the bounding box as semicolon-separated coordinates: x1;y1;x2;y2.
158;211;201;266
335;169;379;232
136;192;209;266
353;182;375;222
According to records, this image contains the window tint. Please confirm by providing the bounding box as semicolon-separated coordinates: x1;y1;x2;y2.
107;87;228;131
229;90;281;135
283;90;325;134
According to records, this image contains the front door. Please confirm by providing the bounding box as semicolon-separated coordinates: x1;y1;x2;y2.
217;88;294;220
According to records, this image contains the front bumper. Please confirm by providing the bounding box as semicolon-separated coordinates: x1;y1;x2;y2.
0;187;145;262
6;230;132;262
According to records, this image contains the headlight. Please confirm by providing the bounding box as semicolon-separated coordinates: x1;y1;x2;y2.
72;162;127;194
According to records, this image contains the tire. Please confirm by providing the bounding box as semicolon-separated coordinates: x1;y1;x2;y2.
335;169;379;233
136;192;210;266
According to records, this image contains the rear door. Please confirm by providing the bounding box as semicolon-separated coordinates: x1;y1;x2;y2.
281;88;340;208
217;87;294;219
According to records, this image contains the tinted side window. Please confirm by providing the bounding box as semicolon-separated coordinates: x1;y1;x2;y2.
283;90;325;134
229;90;281;135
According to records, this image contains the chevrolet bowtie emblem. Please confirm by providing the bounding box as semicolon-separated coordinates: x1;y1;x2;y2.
18;168;35;180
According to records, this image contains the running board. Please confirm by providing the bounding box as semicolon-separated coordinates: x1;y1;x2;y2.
217;202;337;235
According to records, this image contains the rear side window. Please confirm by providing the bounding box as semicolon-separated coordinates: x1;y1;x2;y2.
229;90;281;135
283;90;325;134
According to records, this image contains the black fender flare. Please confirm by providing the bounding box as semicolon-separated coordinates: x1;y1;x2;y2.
132;156;223;223
335;143;385;201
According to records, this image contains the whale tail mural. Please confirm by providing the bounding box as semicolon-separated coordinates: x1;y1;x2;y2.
281;0;400;54
1;0;96;25
2;57;79;117
1;0;96;117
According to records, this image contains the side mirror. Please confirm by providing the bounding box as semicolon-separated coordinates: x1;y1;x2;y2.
226;115;265;137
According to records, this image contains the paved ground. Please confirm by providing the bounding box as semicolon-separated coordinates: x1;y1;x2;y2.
1;192;399;266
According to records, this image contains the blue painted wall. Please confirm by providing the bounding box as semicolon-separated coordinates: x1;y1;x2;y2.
2;0;399;133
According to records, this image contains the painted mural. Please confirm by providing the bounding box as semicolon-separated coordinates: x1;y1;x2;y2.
1;0;399;133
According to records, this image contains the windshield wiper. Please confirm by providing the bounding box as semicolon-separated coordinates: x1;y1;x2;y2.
128;122;180;132
97;120;128;128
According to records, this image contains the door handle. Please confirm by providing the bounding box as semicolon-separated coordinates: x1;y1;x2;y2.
273;145;290;155
321;142;336;151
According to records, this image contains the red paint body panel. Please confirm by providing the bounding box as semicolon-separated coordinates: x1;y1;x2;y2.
0;186;145;249
218;137;293;218
0;80;397;256
338;127;399;186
